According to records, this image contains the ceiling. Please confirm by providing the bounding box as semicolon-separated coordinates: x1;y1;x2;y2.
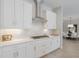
43;0;61;9
29;0;61;9
44;0;79;17
62;0;79;17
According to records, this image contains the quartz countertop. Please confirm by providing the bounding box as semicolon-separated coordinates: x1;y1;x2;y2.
0;38;34;46
0;36;51;47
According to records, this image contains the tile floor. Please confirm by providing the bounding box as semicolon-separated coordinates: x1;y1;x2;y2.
43;39;79;58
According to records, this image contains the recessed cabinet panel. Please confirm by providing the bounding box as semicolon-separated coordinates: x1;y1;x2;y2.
2;50;16;58
16;42;35;58
25;42;35;58
15;0;24;29
0;0;15;28
52;36;60;50
46;10;56;29
35;39;53;57
23;1;32;29
2;45;17;58
16;43;27;58
0;0;32;29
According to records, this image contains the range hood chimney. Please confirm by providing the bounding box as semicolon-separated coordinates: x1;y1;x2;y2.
33;0;47;23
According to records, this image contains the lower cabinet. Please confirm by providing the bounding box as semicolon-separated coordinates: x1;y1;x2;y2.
0;37;60;58
14;41;35;58
25;42;35;58
17;42;35;58
1;42;35;58
52;36;60;50
2;45;17;58
16;43;28;58
35;39;53;57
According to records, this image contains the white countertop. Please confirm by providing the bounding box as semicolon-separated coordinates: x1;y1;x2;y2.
0;38;34;46
0;37;52;47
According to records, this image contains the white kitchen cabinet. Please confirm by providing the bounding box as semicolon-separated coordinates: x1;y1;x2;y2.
15;0;24;29
2;45;17;58
0;37;61;58
23;1;32;29
46;10;56;29
0;0;32;29
15;0;32;29
1;41;35;58
56;36;60;48
2;49;19;58
45;39;53;53
17;42;35;58
14;43;27;58
0;0;15;29
35;40;45;57
35;38;53;57
52;39;57;50
25;42;35;58
52;36;60;50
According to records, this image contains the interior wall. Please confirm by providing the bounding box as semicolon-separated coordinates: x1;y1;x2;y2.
54;7;63;48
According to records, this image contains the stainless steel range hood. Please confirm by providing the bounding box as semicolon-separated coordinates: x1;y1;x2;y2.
33;0;47;23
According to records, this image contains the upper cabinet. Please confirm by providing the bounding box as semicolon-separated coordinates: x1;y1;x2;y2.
15;0;24;29
23;1;32;29
0;0;32;29
15;0;32;29
46;10;56;29
0;0;15;29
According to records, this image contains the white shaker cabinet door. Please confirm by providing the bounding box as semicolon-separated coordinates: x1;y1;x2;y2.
23;1;32;29
18;47;27;58
17;42;35;58
52;37;60;50
0;0;15;28
15;0;24;29
16;43;27;58
44;39;53;53
56;36;60;48
52;39;57;50
2;45;17;58
46;10;56;29
35;43;43;57
35;39;51;57
25;42;35;58
0;0;4;28
2;49;18;58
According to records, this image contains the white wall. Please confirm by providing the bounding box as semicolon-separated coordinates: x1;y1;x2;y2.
53;7;63;48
